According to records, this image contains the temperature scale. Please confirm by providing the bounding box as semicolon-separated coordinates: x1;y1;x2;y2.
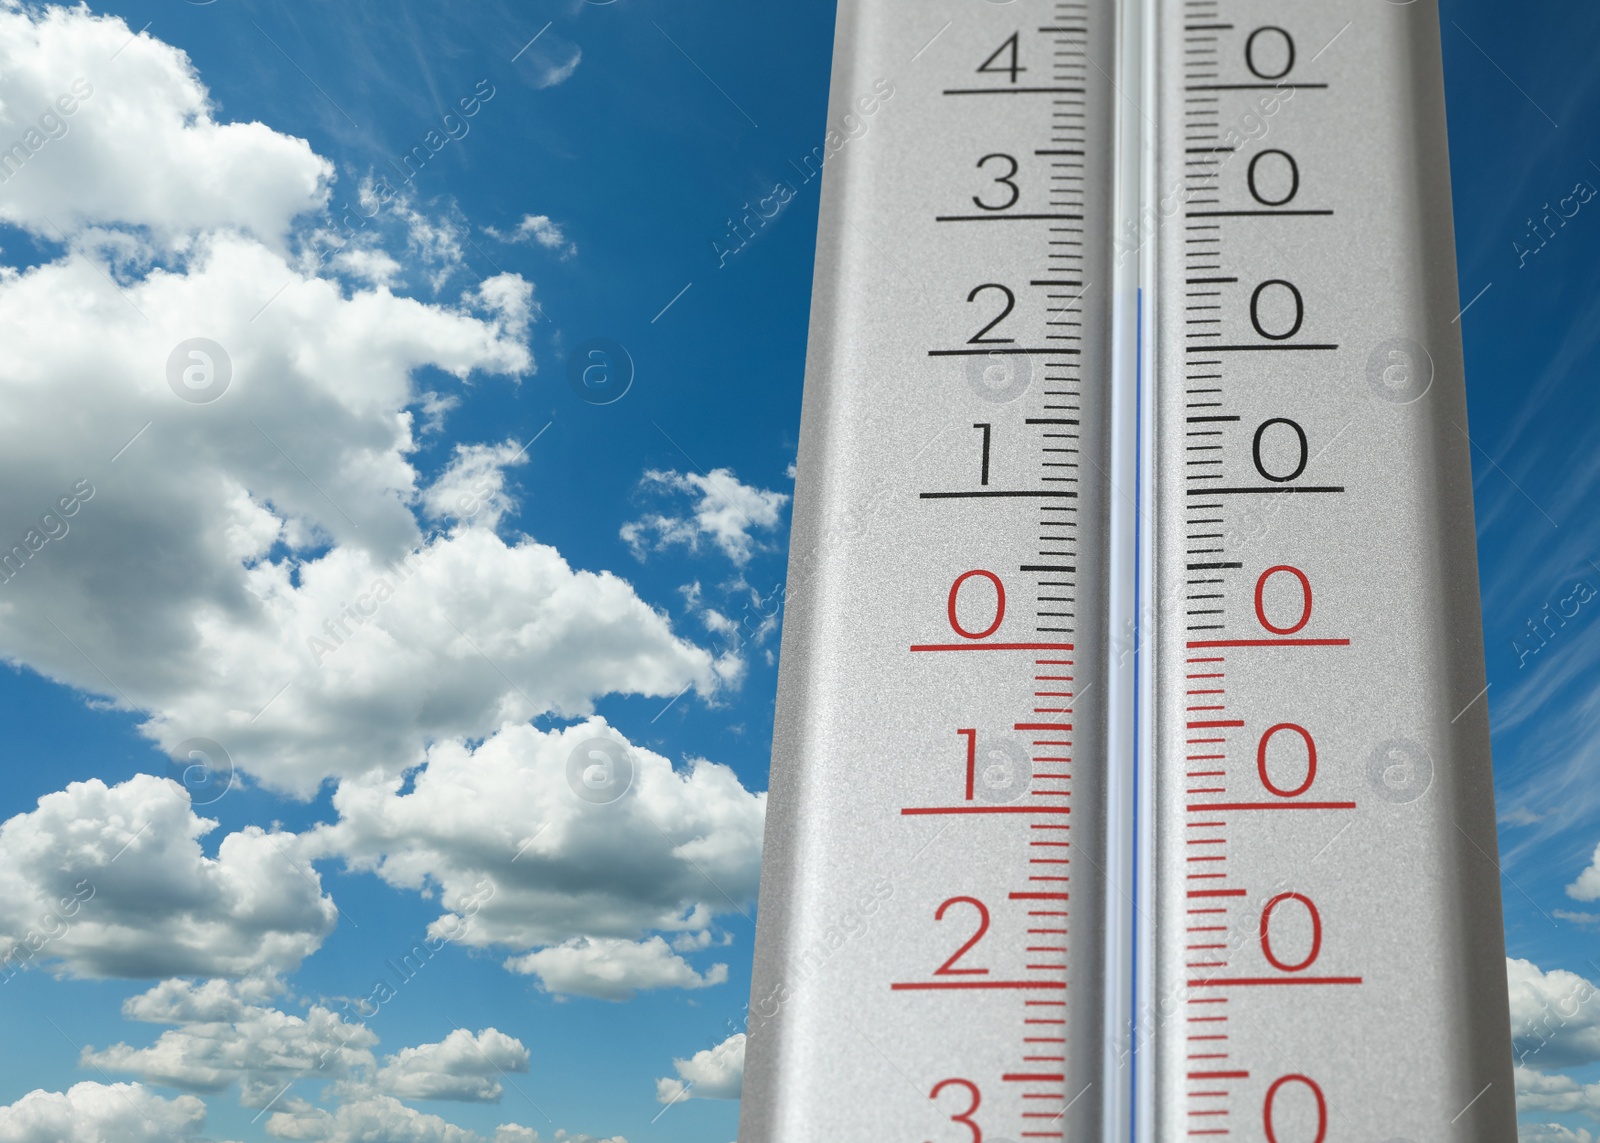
742;0;1516;1139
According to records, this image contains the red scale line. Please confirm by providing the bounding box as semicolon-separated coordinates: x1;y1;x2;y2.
1187;801;1355;812
892;980;1067;991
902;806;1070;815
911;641;1075;651
1188;976;1363;987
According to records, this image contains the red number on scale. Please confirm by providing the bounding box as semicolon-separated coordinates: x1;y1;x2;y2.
1259;892;1322;973
1263;1074;1328;1143
1254;564;1312;634
948;570;1005;639
957;728;978;800
932;897;991;976
1256;723;1316;798
928;1078;983;1143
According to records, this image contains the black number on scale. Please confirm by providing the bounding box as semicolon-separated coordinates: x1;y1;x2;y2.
1245;26;1295;80
1247;149;1299;206
1249;279;1304;341
977;32;1024;83
973;153;1020;211
973;423;992;485
966;284;1017;344
1252;418;1308;483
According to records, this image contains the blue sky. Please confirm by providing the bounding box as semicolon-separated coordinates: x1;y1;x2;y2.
0;0;1595;1140
1444;0;1600;1135
0;1;829;1140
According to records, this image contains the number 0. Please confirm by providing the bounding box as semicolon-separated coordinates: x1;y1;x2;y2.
1260;892;1322;973
1264;1074;1327;1143
1254;565;1312;635
949;570;1006;639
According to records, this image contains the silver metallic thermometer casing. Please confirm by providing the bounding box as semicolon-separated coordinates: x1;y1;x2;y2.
743;0;1515;1139
1142;0;1514;1137
742;2;1117;1138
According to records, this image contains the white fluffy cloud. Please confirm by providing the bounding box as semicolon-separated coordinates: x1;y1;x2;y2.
306;719;760;997
1517;1065;1600;1117
263;1096;617;1143
654;1032;743;1103
506;936;727;1002
1566;841;1600;901
0;5;722;798
1510;957;1600;1069
421;440;528;529
1520;1125;1597;1143
0;776;334;979
369;1028;529;1103
90;980;537;1111
84;978;377;1106
0;5;329;245
0;1081;209;1143
489;215;576;259
621;469;789;565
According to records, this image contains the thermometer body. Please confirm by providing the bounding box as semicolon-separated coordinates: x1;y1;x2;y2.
742;1;1515;1138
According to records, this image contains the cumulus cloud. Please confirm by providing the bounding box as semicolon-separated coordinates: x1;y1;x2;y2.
329;246;403;287
1517;1065;1600;1117
0;1081;209;1142
1510;957;1600;1069
368;1028;529;1103
1520;1125;1597;1143
266;1094;492;1143
0;776;334;979
1566;841;1600;901
506;936;727;1002
0;4;722;799
421;440;529;529
84;978;376;1107
306;720;760;995
654;1032;743;1103
0;231;722;796
0;5;330;246
263;1095;619;1143
621;469;789;565
90;979;537;1112
488;215;576;259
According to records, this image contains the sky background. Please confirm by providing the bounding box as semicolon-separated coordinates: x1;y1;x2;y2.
0;0;1594;1141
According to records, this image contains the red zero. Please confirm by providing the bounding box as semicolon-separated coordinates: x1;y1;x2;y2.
1263;1074;1328;1143
1254;565;1312;634
1260;892;1322;973
948;569;1006;639
1257;723;1317;798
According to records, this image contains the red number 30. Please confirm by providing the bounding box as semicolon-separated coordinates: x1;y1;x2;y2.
928;1078;982;1142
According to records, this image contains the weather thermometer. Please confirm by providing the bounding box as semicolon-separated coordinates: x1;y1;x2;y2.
742;1;1516;1140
